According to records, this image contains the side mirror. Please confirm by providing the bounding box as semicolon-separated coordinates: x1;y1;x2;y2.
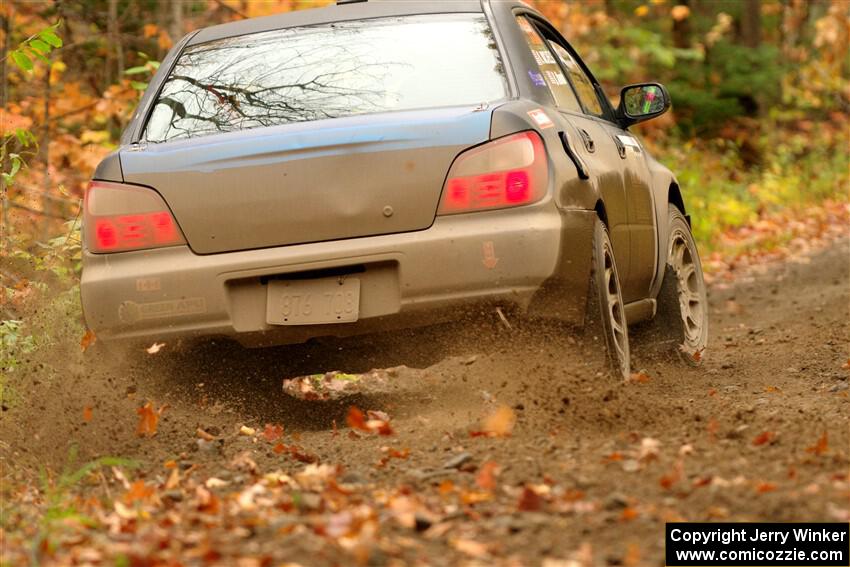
617;83;671;128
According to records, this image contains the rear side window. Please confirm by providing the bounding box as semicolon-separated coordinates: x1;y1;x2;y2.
144;14;507;143
516;16;581;113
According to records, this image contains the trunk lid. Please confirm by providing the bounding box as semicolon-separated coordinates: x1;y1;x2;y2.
120;107;492;255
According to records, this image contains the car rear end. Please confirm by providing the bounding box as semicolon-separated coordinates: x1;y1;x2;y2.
80;4;583;347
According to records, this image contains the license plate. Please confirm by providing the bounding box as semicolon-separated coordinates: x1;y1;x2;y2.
266;277;360;325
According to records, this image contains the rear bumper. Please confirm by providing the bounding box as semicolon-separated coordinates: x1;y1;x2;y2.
81;206;596;346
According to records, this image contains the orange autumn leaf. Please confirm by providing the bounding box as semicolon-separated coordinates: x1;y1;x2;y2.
142;23;159;38
262;423;283;442
517;486;542;511
660;460;683;490
82;406;93;423
476;405;516;438
707;418;719;441
123;480;155;504
273;442;285;454
620;506;639;522
80;330;96;352
439;479;455;495
805;431;828;456
136;401;165;437
475;461;500;491
752;431;775;446
628;371;651;383
347;406;369;431
755;481;777;493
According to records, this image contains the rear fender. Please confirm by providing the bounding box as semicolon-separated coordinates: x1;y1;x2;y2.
644;153;682;299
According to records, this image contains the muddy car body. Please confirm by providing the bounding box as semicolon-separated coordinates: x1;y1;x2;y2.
82;0;708;376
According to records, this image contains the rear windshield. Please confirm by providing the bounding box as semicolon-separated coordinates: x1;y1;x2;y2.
144;14;507;143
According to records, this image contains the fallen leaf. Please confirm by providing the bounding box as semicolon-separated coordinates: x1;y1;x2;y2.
707;418;719;441
517;485;542;511
145;342;165;354
347;406;369;431
659;460;683;490
755;481;777;493
377;446;410;467
452;538;489;558
460;490;492;505
262;423;283;442
628;370;651;383
475;461;500;491
123;480;155;504
136;402;165;437
752;431;775;446
80;330;96;352
620;506;638;521
805;431;828;455
164;467;180;490
638;437;661;461
475;405;515;438
196;428;216;441
346;406;393;435
439;479;454;495
195;485;220;514
82;406;93;423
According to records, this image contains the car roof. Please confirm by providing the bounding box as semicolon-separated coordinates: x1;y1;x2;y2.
187;0;486;47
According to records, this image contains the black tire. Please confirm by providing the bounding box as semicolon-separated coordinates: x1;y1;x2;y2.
584;218;630;379
637;205;709;365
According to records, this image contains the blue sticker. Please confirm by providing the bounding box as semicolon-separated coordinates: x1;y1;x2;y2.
528;71;545;87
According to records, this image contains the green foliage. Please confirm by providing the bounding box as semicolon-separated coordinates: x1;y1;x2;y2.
659;122;850;249
8;22;63;73
125;52;161;92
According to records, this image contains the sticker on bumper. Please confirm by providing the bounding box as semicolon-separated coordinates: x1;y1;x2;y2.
119;297;207;323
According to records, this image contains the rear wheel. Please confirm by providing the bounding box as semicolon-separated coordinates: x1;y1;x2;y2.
640;205;708;364
584;219;630;379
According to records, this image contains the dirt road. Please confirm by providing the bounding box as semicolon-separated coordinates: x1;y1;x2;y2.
2;240;848;565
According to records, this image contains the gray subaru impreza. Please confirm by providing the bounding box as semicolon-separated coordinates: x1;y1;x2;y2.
82;0;708;378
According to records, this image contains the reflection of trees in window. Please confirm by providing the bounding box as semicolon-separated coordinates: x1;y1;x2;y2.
147;26;400;142
144;15;508;143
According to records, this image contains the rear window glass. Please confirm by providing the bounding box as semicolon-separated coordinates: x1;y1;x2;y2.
144;14;508;143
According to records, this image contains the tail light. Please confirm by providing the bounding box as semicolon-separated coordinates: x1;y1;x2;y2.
84;181;186;253
437;131;549;215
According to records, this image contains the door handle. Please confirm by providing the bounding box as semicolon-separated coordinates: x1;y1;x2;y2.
559;131;590;180
613;135;627;159
578;128;595;153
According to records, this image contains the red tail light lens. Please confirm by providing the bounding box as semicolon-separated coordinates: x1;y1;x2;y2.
84;181;186;253
438;131;549;215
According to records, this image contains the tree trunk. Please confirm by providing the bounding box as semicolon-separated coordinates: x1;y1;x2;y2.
672;0;692;49
41;68;52;241
741;0;761;48
1;6;11;251
107;0;124;87
170;0;184;44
